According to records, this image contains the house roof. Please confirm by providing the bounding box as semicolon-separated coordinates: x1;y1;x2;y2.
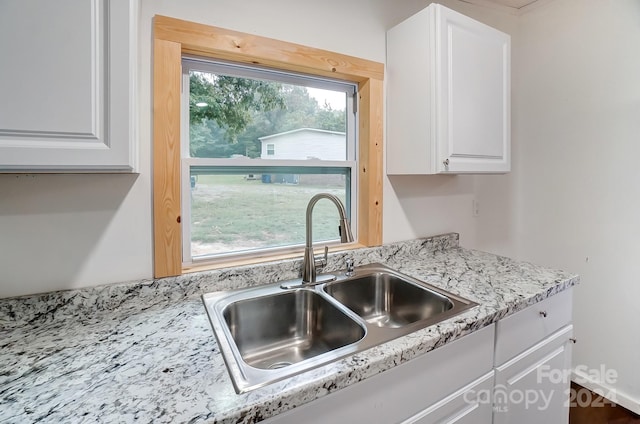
258;127;345;142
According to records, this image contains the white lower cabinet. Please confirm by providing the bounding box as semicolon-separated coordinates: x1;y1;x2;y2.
265;290;574;424
493;289;574;424
264;324;495;424
493;326;573;424
402;371;494;424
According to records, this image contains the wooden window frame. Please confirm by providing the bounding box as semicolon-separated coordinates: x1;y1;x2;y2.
153;15;383;278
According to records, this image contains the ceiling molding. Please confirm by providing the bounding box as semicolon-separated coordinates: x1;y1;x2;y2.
517;0;558;14
458;0;556;15
484;0;539;8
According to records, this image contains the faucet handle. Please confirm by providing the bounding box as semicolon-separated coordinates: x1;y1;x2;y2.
314;245;328;270
345;257;355;276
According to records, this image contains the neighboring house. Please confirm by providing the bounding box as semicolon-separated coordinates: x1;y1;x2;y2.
258;128;347;185
259;128;346;161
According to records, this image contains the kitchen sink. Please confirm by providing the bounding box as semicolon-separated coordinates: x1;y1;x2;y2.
222;290;365;369
324;271;454;328
202;263;477;393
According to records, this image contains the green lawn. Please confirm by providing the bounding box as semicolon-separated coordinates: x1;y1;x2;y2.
190;175;348;256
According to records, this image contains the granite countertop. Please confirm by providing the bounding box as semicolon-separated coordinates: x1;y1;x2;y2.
0;234;578;423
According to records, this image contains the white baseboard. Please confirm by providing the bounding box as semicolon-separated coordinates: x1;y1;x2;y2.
572;369;640;415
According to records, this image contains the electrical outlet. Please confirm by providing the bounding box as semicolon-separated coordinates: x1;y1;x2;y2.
472;199;480;217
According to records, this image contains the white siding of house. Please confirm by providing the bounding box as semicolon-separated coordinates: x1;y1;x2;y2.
260;129;346;160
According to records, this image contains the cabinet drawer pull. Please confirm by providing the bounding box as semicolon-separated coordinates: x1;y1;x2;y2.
539;311;547;318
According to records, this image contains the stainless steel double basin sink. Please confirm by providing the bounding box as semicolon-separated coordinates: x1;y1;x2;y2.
202;263;477;393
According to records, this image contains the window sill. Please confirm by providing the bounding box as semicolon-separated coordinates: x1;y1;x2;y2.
181;242;366;274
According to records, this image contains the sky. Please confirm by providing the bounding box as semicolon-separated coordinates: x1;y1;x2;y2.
307;87;346;111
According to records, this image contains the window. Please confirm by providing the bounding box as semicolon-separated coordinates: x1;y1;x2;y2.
181;58;357;263
153;16;383;277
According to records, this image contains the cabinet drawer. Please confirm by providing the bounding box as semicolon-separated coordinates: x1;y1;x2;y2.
495;289;572;366
402;371;494;424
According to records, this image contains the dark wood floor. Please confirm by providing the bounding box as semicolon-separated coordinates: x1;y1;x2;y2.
570;383;640;424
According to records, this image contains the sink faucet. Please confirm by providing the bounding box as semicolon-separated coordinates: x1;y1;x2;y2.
302;193;354;284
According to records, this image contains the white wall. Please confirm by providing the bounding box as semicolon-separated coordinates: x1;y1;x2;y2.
0;163;152;298
482;0;640;413
0;0;516;298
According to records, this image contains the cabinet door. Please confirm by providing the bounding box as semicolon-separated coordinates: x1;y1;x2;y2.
402;371;494;424
494;326;573;424
386;4;510;175
435;6;510;174
0;0;136;172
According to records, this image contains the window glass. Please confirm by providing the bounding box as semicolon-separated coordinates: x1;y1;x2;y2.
266;143;275;156
189;170;349;258
183;59;357;262
188;69;348;160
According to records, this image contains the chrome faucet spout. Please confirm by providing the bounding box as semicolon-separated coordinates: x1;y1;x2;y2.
302;193;354;284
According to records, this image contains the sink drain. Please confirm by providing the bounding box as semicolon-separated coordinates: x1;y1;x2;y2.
268;361;293;369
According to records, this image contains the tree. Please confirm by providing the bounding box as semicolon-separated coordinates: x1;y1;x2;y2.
189;72;285;144
316;101;346;132
190;120;238;158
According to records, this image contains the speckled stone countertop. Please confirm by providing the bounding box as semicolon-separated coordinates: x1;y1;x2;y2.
0;234;578;423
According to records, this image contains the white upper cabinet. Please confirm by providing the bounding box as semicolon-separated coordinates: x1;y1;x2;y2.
0;0;137;172
386;4;510;174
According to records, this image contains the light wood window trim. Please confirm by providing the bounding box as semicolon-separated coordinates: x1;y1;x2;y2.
153;15;383;278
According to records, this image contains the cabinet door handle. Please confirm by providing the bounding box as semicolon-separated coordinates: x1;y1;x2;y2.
443;158;450;166
570;338;577;344
539;311;547;318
